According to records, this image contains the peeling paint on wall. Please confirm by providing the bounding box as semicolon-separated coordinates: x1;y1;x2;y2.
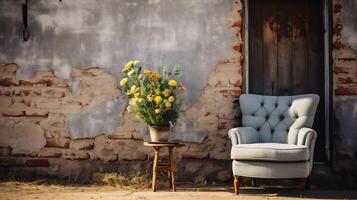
0;0;235;105
341;0;357;50
66;97;127;139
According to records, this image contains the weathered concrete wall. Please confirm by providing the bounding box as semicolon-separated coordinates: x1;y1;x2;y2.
331;0;357;188
0;0;243;183
0;0;236;105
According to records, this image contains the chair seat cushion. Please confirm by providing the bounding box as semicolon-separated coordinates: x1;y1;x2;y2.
231;143;310;162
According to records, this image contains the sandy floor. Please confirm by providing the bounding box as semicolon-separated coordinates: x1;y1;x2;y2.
0;182;356;200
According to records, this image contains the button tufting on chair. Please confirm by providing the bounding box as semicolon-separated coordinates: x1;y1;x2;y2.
228;93;320;195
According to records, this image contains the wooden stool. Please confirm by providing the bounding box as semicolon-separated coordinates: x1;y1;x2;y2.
144;142;184;192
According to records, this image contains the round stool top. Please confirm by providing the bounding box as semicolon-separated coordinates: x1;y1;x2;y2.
143;141;185;147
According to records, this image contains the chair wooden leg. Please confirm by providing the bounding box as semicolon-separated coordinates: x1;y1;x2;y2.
299;178;307;198
234;176;239;195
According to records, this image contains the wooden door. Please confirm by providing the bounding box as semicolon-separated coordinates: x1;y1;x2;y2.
248;0;326;161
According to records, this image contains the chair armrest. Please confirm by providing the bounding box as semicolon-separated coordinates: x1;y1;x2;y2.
228;127;260;145
297;128;317;147
297;128;317;171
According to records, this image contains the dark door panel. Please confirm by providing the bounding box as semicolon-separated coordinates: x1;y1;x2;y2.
248;0;326;161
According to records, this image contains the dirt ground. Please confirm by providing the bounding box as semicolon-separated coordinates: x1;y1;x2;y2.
0;181;356;200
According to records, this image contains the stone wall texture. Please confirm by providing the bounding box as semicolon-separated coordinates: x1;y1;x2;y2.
0;1;243;184
330;0;357;188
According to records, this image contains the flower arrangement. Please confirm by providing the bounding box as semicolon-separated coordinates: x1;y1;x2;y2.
119;60;184;128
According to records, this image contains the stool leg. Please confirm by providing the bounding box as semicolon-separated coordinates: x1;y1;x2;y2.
152;147;160;192
169;147;176;192
168;171;173;189
168;146;172;189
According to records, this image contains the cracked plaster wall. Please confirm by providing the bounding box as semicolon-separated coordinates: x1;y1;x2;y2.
0;0;243;183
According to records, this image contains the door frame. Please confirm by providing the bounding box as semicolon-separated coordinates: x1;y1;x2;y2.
242;0;332;162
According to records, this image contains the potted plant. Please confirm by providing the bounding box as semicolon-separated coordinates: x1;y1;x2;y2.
119;60;184;142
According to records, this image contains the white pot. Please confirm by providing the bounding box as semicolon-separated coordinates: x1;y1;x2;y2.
149;126;170;142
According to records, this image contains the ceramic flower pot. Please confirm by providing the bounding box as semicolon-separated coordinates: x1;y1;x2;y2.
149;126;170;142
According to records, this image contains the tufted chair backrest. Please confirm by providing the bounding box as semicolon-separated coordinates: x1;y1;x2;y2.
239;94;319;144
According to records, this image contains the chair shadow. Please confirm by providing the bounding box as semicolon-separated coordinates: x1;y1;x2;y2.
176;186;357;199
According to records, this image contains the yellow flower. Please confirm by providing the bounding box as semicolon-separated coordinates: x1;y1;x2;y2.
168;80;177;87
153;72;162;81
129;98;137;106
163;89;170;97
147;95;153;102
132;60;140;66
134;92;140;97
121;61;134;72
144;69;151;77
168;96;175;103
154;96;163;104
165;102;172;108
137;98;143;103
119;78;128;86
155;109;161;114
155;89;160;95
128;85;140;95
127;70;135;76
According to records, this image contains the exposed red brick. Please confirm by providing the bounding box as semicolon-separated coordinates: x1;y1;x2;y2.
233;44;241;52
0;158;22;167
45;140;70;148
333;40;346;49
217;122;227;130
80;144;94;150
338;77;356;84
334;66;351;74
334;24;343;35
19;79;53;86
335;87;356;95
334;3;342;13
14;89;41;97
0;78;19;86
25;159;49;167
2;111;26;117
232;20;241;28
182;152;209;159
231;89;241;97
41;88;66;98
219;89;241;98
233;80;242;87
25;110;49;117
337;57;357;61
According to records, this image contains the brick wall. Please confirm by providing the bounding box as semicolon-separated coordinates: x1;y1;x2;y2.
0;2;243;184
330;0;357;188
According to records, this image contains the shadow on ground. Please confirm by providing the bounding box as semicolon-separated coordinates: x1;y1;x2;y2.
177;186;357;199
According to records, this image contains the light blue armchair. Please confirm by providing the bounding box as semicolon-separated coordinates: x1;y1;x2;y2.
228;94;319;196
